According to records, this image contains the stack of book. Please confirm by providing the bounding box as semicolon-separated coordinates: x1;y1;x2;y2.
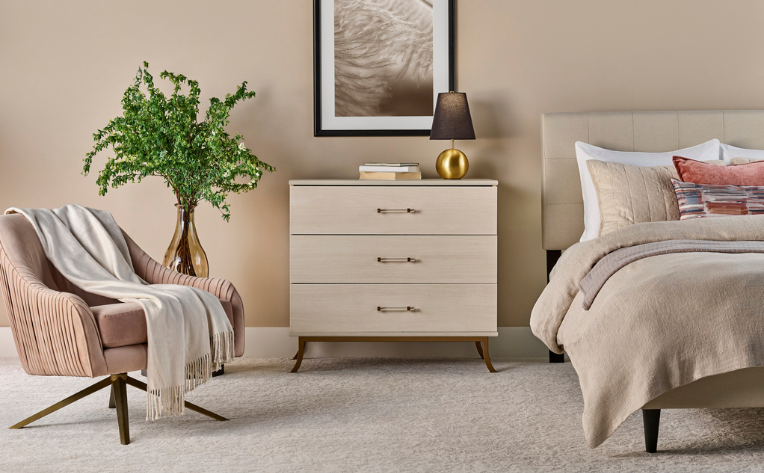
359;163;421;180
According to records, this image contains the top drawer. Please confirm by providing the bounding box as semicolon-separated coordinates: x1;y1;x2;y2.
290;185;497;235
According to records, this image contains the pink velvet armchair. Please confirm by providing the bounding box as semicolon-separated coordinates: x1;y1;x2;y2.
0;213;245;444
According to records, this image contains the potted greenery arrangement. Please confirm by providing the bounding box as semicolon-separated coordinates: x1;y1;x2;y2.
83;62;274;277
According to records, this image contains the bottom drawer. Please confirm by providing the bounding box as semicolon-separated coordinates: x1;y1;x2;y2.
290;284;496;334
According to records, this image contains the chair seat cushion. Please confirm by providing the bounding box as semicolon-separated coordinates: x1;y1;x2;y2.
92;299;234;348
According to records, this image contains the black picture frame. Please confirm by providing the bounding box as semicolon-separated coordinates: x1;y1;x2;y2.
314;0;456;137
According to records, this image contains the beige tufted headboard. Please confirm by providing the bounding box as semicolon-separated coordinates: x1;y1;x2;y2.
541;110;764;251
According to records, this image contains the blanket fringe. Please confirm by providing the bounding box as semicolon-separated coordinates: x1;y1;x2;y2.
211;330;236;373
147;385;184;421
146;330;234;420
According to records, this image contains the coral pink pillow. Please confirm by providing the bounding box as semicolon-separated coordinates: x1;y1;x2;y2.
673;156;764;185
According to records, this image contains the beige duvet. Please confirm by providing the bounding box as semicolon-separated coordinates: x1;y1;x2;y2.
531;215;764;447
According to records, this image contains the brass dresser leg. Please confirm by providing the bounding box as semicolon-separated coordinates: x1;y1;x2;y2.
291;338;307;373
286;337;497;372
481;338;497;373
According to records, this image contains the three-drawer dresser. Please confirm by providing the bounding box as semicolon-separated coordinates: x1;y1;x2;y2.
289;179;498;372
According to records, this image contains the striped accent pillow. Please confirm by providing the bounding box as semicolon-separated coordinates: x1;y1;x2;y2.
671;179;764;220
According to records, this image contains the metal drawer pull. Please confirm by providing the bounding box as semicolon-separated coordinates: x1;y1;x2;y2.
377;257;417;263
377;208;416;213
377;306;417;312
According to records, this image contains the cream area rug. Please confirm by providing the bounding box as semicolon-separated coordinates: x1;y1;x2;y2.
1;357;763;473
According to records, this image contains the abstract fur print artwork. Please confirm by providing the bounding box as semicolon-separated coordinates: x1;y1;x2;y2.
334;0;434;117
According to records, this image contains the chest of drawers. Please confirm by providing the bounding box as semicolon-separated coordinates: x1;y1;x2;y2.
289;179;498;372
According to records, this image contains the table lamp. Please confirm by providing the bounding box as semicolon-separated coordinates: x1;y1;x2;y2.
429;91;476;179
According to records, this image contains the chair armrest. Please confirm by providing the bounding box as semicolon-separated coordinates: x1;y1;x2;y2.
122;231;246;357
0;247;108;378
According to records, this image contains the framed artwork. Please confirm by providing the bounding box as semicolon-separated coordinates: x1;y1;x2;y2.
314;0;455;136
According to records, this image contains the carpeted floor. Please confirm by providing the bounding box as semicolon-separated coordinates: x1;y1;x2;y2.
0;357;763;473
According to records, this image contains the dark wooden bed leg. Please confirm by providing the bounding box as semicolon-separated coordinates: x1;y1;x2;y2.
546;250;565;363
642;409;661;453
549;351;565;363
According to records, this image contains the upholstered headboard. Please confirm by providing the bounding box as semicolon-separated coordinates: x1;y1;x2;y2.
541;110;764;250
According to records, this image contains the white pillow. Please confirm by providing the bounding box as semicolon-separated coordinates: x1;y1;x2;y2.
721;143;764;163
575;139;721;242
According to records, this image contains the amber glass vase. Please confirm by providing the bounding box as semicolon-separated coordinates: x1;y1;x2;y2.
162;204;209;277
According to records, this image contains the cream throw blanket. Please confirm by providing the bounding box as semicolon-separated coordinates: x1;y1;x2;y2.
531;215;764;447
7;205;234;420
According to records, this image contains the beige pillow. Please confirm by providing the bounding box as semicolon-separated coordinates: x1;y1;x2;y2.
586;159;726;236
730;157;761;165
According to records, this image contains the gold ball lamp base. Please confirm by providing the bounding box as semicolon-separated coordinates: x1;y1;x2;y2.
436;148;469;179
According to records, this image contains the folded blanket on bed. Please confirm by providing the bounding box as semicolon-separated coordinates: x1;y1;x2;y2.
6;205;234;420
531;215;764;448
579;240;764;310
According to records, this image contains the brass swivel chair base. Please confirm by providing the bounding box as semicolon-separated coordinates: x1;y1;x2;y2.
9;373;227;445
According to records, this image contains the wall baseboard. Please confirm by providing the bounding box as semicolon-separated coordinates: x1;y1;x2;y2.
0;327;550;360
0;328;14;358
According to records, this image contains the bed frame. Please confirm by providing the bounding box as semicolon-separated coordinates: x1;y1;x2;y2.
541;110;764;452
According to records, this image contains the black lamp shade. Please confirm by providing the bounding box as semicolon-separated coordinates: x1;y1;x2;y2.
429;92;476;140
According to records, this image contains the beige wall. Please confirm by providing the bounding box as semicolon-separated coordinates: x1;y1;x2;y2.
1;0;764;329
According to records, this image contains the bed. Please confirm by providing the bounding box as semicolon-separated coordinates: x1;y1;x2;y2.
535;110;764;452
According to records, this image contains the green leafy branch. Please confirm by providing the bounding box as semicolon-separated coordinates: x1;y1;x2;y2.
83;62;275;221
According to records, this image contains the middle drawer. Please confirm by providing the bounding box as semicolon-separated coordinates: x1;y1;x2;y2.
291;235;497;284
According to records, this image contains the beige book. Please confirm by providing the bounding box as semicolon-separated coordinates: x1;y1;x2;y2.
359;172;422;180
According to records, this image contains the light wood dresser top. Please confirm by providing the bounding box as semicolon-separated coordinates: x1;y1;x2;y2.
290;179;498;186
